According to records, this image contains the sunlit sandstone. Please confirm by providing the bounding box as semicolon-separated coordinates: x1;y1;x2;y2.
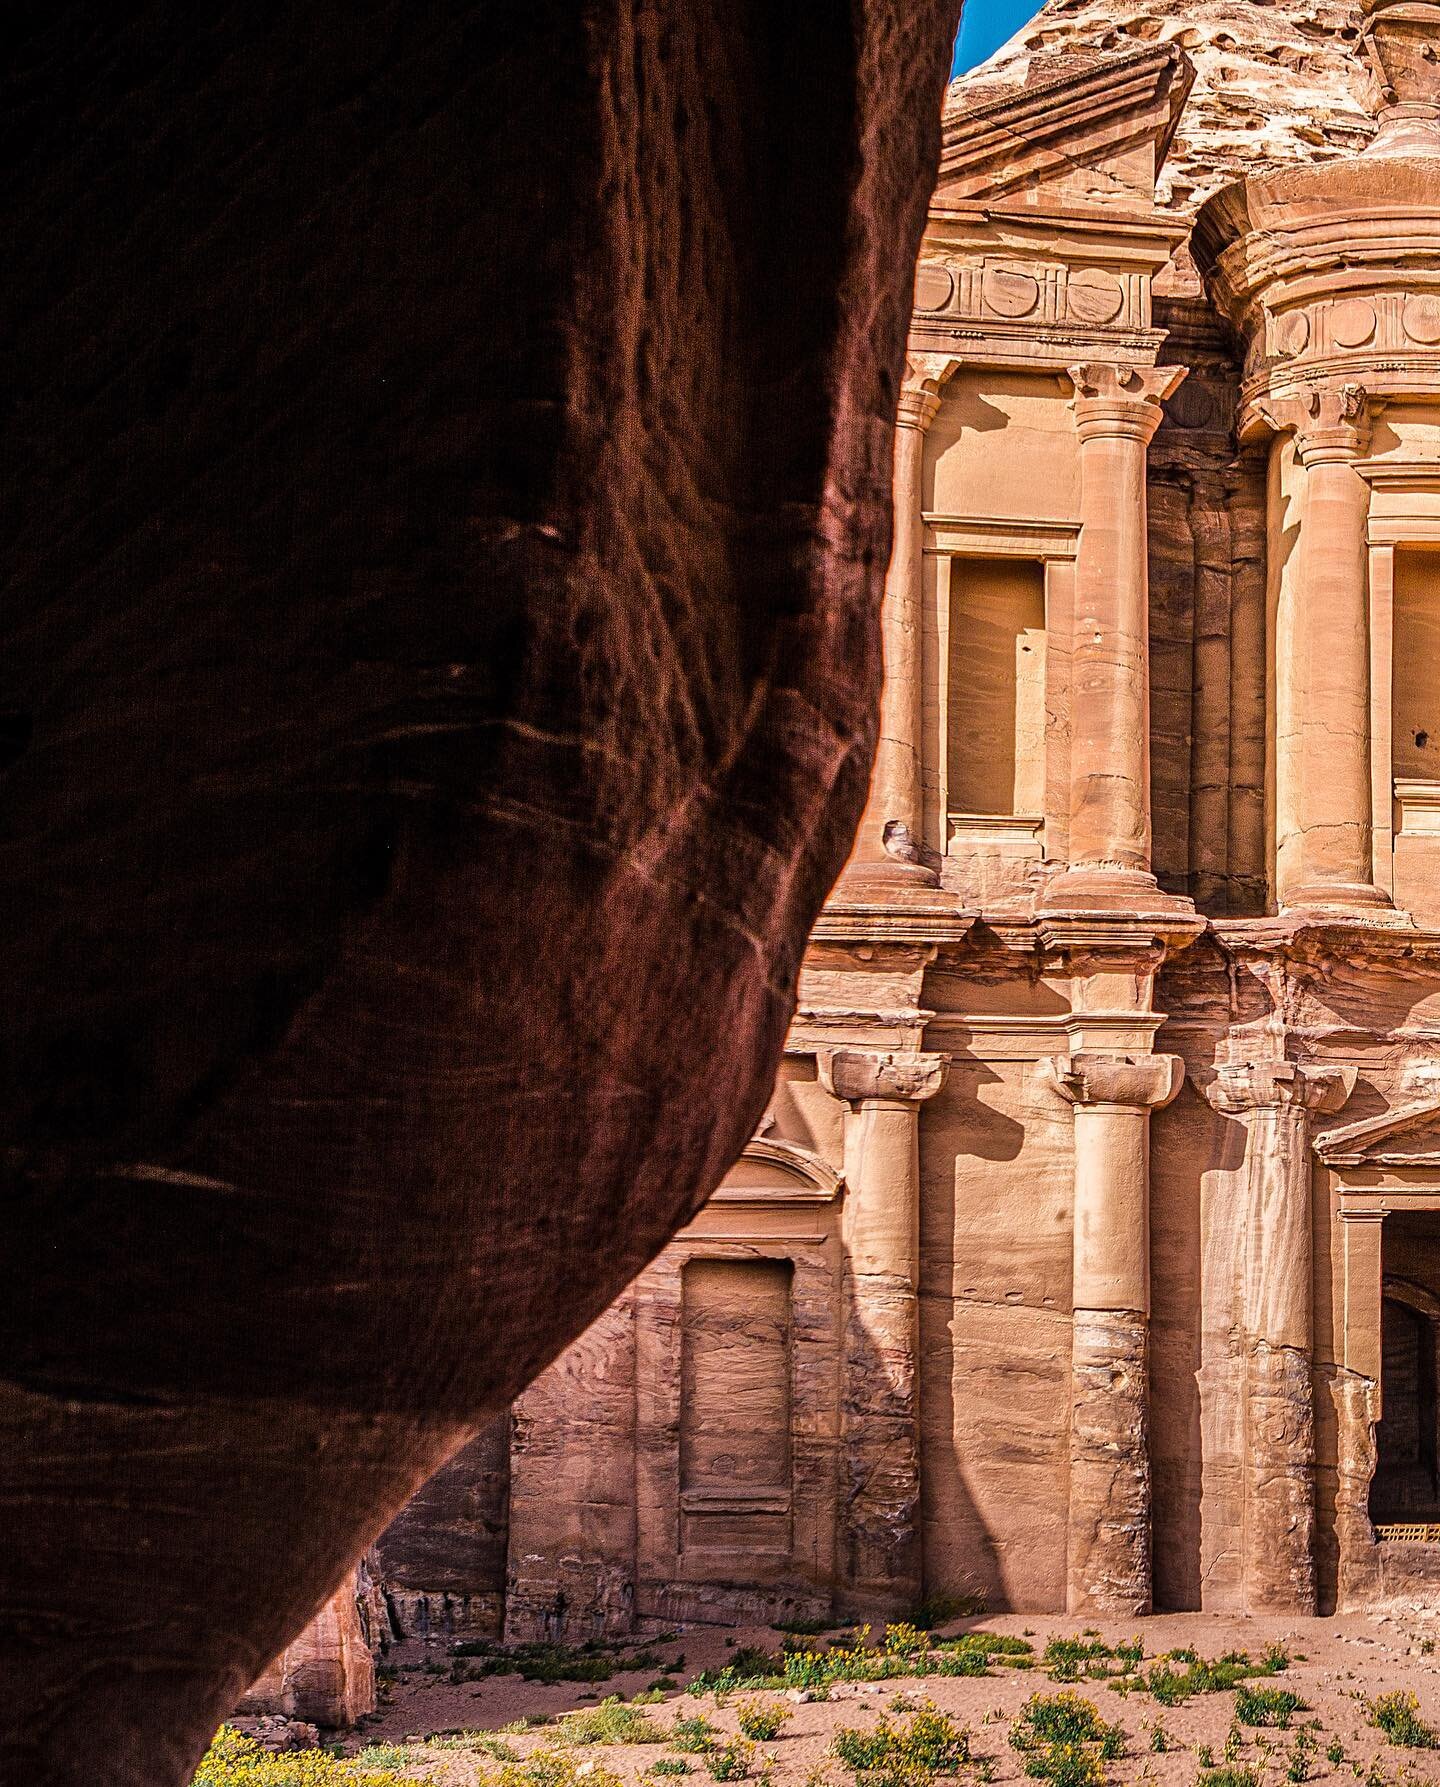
264;0;1440;1720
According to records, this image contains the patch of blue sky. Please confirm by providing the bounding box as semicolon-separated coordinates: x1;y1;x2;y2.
952;0;1044;77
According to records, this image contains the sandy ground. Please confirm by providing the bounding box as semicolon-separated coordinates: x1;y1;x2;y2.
341;1611;1440;1784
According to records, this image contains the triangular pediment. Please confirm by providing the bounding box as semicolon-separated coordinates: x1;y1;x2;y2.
938;43;1192;211
1316;1095;1440;1168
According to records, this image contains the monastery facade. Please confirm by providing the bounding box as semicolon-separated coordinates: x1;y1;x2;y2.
253;0;1440;1724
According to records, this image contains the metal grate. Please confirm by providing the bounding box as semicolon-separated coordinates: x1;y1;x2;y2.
1376;1523;1440;1543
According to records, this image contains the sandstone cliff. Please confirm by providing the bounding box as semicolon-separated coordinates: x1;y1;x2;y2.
950;0;1373;213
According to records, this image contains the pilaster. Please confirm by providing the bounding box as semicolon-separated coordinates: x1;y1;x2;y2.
1043;1049;1184;1615
819;1048;948;1614
1185;467;1234;912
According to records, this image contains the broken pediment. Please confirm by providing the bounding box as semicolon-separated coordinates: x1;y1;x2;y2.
712;1137;843;1204
1317;1093;1440;1168
938;43;1194;211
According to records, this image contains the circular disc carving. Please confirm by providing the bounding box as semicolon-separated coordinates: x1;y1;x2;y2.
1330;298;1376;348
1066;268;1124;325
913;263;954;313
1166;381;1218;431
983;265;1040;319
1404;295;1440;345
1274;310;1310;358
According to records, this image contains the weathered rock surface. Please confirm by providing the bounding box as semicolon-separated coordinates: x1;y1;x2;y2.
952;0;1372;215
0;3;960;1780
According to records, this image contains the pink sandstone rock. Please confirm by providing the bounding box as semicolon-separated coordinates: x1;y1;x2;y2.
0;2;961;1778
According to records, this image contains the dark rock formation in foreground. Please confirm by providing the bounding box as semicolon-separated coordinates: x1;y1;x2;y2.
0;4;959;1780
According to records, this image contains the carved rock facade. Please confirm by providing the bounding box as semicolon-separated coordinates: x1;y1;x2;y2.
270;0;1440;1717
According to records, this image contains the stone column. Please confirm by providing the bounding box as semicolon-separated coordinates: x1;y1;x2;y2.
1042;362;1189;913
1043;1050;1184;1614
844;357;956;892
1206;1053;1355;1612
1266;384;1394;914
819;1047;948;1613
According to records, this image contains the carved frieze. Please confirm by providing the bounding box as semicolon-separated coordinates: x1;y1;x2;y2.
1245;285;1440;395
912;255;1148;334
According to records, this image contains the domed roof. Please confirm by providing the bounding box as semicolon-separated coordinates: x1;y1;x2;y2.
948;0;1374;216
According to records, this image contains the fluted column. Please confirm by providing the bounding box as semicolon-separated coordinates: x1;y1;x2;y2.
844;357;956;891
819;1047;948;1612
1044;1050;1183;1614
1265;384;1393;914
1042;362;1190;913
1205;1053;1355;1612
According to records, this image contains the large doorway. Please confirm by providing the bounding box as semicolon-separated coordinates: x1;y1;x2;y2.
1370;1213;1440;1530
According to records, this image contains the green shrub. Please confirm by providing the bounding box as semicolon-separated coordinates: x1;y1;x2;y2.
482;1752;625;1787
1197;1771;1260;1787
1139;1652;1286;1708
832;1700;973;1784
1018;1747;1103;1787
554;1697;670;1746
194;1728;434;1786
730;1648;779;1680
953;1633;1032;1659
1369;1689;1439;1748
1007;1693;1123;1786
735;1699;791;1742
672;1716;718;1755
448;1640;619;1684
1234;1686;1305;1729
703;1740;756;1781
650;1762;693;1777
933;1648;988;1678
883;1623;929;1657
1014;1695;1113;1748
1040;1638;1139;1685
775;1617;835;1637
426;1734;519;1759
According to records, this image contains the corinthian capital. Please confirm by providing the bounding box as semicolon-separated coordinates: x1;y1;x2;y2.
1041;1051;1184;1112
1068;362;1188;444
818;1048;949;1107
1206;1057;1357;1120
1258;382;1371;464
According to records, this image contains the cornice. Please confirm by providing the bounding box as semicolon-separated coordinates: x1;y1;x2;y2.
1211;914;1440;962
811;900;976;946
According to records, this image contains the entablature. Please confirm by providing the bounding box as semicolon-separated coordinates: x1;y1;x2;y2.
910;204;1186;374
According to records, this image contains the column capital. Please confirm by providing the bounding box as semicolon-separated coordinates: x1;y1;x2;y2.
1068;361;1188;445
896;353;960;432
1041;1051;1184;1112
1206;1057;1357;1120
1259;382;1372;465
818;1048;949;1107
